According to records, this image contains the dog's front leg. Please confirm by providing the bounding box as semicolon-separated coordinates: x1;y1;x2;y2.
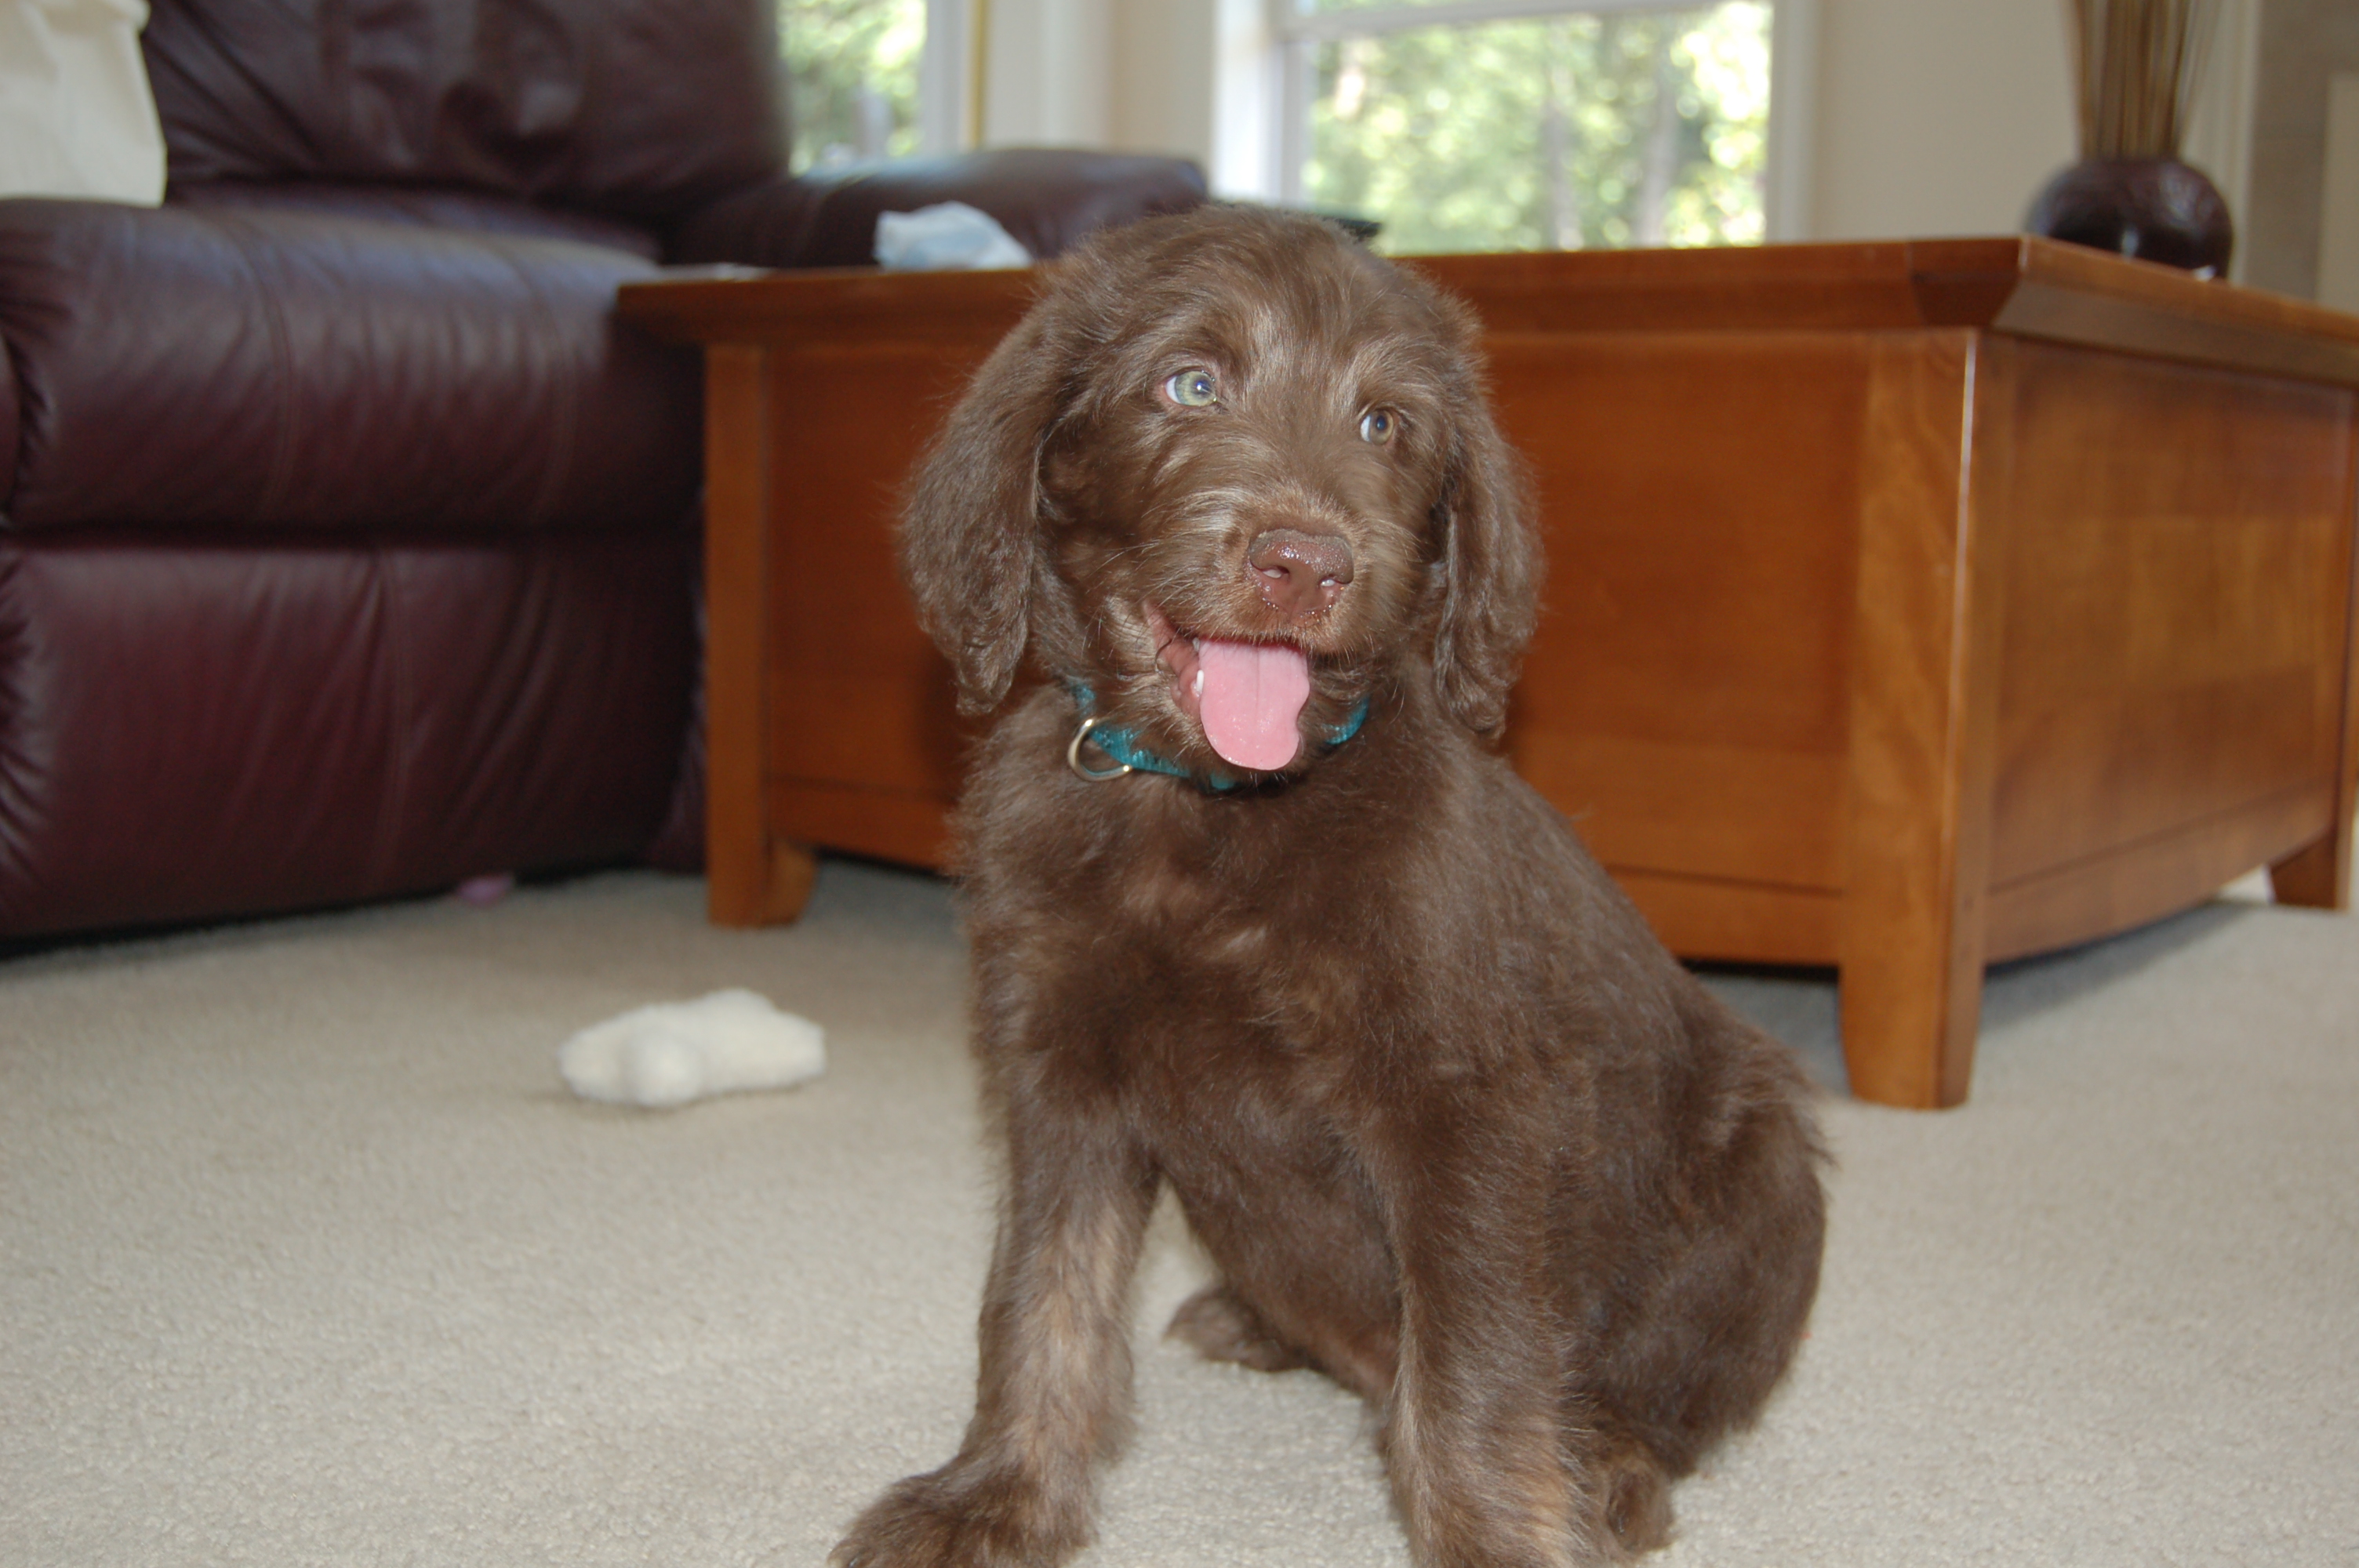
1372;1102;1595;1568
831;1094;1156;1568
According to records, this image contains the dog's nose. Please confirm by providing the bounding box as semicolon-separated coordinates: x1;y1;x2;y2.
1247;528;1354;619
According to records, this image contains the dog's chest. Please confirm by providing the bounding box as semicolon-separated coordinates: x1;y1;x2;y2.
1073;818;1400;1069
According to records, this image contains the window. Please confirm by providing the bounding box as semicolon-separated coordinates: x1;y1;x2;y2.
780;0;925;172
780;0;976;172
1273;0;1807;255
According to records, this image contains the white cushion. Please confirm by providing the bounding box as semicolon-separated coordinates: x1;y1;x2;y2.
0;0;165;205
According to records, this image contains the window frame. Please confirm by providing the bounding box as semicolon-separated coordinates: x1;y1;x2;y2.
917;0;976;155
1263;0;1816;245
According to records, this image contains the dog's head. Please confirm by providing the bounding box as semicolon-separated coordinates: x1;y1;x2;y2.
900;207;1538;779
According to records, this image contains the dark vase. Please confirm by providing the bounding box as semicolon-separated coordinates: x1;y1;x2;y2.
2023;157;2234;277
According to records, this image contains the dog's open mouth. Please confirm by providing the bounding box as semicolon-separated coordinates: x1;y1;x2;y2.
1143;601;1311;771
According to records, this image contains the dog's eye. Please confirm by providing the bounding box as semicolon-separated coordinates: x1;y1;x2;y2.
1359;408;1398;445
1165;368;1219;408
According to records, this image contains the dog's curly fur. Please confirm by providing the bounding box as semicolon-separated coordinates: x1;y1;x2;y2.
831;208;1826;1568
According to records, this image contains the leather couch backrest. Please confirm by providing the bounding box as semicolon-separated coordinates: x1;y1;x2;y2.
142;0;785;222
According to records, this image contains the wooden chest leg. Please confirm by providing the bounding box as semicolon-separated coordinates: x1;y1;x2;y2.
2275;541;2359;910
701;341;812;927
1838;887;1990;1109
1837;333;2010;1109
2270;825;2351;909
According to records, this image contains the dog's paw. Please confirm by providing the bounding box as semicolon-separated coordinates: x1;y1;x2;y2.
1593;1432;1676;1559
1165;1283;1312;1374
830;1466;1088;1568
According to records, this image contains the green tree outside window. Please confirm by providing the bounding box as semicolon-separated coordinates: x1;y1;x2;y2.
781;0;925;173
1297;2;1772;255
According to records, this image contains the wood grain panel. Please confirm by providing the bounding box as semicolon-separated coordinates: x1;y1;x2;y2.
770;674;972;799
760;331;1011;838
1996;671;2327;880
1990;346;2355;888
764;340;1003;674
766;779;957;869
1488;332;1867;759
1989;782;2337;961
1511;730;1845;891
1605;869;1841;966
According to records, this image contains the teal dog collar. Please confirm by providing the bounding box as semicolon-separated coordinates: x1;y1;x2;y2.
1065;683;1369;789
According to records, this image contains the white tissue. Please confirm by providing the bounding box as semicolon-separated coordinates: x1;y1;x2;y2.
559;989;825;1109
874;201;1032;270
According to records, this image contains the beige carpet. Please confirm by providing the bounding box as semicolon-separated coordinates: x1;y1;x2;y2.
3;858;2355;1566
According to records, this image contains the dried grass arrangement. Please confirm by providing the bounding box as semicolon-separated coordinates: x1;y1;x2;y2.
2027;0;2231;274
2067;0;2215;160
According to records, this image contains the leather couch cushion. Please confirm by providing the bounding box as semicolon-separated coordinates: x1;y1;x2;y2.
0;321;16;506
142;0;783;223
0;198;700;534
0;528;695;937
171;178;666;260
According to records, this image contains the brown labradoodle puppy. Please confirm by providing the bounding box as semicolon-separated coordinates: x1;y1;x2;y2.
833;206;1826;1568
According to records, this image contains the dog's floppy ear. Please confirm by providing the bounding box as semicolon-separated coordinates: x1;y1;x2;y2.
899;309;1066;714
1431;392;1542;737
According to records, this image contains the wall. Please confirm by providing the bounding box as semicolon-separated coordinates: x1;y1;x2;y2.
1107;0;1215;165
1806;0;2071;241
2321;72;2359;311
2246;0;2359;300
978;0;1223;167
978;0;1112;148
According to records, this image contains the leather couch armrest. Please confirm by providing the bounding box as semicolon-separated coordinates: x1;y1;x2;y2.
0;196;699;535
665;147;1207;269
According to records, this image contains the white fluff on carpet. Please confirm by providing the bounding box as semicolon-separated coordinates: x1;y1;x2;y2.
558;988;825;1108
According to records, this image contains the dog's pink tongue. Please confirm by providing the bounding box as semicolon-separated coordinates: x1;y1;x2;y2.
1195;637;1310;771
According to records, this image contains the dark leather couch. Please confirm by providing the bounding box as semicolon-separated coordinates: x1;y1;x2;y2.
0;0;1204;940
